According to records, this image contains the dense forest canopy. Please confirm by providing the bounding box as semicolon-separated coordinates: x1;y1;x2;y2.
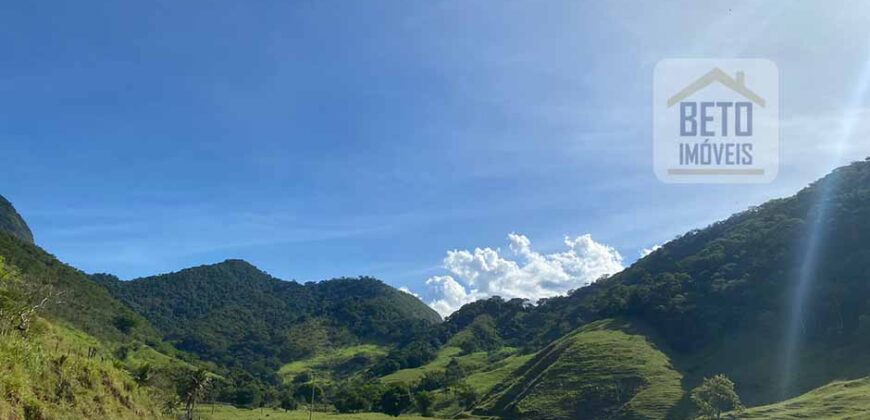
94;260;442;380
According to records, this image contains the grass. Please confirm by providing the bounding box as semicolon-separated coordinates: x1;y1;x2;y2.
379;345;529;418
380;346;463;384
464;353;534;395
125;342;196;371
196;404;436;419
736;376;870;419
279;344;388;382
380;346;496;386
477;319;683;419
0;318;163;419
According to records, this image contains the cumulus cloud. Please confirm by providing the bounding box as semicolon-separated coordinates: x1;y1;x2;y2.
640;244;662;257
426;233;624;316
425;276;482;318
398;287;422;300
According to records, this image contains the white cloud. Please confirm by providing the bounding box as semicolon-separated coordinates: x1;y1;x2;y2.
425;276;482;318
640;244;662;257
426;233;624;316
398;286;422;300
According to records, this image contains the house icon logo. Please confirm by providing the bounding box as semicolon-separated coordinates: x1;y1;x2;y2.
667;68;765;108
653;59;779;184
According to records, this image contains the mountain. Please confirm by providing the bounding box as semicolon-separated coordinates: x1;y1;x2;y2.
373;158;870;418
555;159;870;404
0;214;165;347
426;158;870;417
96;260;441;379
0;194;33;244
6;158;870;419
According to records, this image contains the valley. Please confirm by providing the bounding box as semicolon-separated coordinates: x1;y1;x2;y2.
4;159;870;418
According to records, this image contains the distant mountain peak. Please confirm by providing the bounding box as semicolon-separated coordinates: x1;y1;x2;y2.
0;194;34;244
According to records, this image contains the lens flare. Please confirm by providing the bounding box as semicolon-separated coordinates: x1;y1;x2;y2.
780;53;870;397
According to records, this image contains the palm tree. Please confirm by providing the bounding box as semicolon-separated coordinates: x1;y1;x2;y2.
183;369;212;420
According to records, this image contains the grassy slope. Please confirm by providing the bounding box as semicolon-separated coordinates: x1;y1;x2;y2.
736;377;870;419
477;319;683;420
379;344;533;419
465;353;535;395
0;232;164;346
197;404;434;420
99;260;441;373
0;319;163;419
380;347;463;384
278;344;388;382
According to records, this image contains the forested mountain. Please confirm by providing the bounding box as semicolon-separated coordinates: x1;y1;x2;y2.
0;198;178;418
5;159;870;419
0;203;164;346
95;260;441;380
406;158;870;417
540;158;870;404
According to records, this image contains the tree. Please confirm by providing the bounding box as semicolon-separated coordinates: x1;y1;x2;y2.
334;388;368;413
691;374;743;419
416;370;447;392
414;390;435;417
379;383;412;417
233;382;263;408
452;382;479;409
444;358;465;385
181;369;212;420
0;257;61;336
113;314;138;334
279;393;298;412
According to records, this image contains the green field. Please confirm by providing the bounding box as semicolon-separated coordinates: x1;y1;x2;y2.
736;377;870;419
197;404;435;420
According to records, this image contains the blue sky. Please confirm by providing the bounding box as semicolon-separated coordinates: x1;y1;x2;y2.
2;1;870;313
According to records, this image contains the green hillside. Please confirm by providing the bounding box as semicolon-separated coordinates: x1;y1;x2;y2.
443;159;870;409
0;256;165;419
477;319;683;420
737;377;870;419
278;344;388;383
380;347;464;385
197;404;434;420
96;261;441;381
0;201;168;348
5;159;870;419
0;318;165;419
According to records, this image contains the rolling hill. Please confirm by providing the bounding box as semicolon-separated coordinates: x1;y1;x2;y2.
95;260;442;380
476;319;683;420
6;159;870;418
446;159;870;413
0;196;167;347
736;376;870;419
